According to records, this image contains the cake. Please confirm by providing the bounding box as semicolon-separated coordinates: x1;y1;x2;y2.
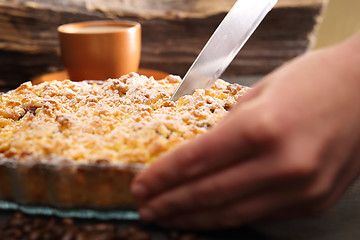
0;73;248;209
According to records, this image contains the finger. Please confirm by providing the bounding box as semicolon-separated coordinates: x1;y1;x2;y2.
153;158;357;231
154;171;343;230
154;183;307;230
267;148;360;222
137;156;286;222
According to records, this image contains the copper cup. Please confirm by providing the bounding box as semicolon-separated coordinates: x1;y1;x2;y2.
58;20;141;81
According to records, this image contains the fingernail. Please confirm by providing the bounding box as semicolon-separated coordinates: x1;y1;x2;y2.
139;207;156;221
131;183;148;199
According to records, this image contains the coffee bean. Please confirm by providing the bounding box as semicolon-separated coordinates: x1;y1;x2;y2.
3;237;18;240
168;231;181;239
178;234;209;240
42;232;53;240
129;231;151;240
81;223;115;232
32;219;46;229
0;212;213;240
93;224;116;232
29;229;43;240
3;228;23;238
127;226;142;234
46;218;56;229
62;230;75;240
62;218;74;225
23;223;33;233
52;225;65;236
7;216;26;227
117;229;132;239
75;231;87;240
13;211;23;218
178;234;198;240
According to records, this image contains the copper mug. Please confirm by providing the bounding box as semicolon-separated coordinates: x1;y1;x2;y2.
58;20;141;81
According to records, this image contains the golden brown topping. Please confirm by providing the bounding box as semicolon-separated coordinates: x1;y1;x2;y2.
0;74;248;164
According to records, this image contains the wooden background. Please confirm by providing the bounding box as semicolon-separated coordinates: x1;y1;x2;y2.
314;0;360;49
0;0;327;88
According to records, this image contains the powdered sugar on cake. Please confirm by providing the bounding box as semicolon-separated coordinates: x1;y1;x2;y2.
0;74;247;164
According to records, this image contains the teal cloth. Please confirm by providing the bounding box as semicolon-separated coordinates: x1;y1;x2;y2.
0;200;139;220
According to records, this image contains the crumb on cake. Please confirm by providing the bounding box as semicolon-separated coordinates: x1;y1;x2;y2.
0;73;248;164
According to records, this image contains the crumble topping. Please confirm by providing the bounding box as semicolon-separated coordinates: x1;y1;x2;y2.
0;73;247;164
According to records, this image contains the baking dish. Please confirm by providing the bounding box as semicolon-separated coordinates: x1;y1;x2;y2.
0;155;144;210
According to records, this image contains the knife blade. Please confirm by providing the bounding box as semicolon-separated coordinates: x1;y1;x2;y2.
171;0;278;101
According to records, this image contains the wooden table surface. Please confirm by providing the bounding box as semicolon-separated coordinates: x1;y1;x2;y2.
0;178;359;240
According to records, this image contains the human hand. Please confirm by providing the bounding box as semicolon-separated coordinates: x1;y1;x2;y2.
131;33;360;230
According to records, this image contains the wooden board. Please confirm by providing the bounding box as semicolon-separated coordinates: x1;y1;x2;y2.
0;0;327;88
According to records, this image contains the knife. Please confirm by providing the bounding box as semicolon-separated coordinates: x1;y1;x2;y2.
171;0;278;101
